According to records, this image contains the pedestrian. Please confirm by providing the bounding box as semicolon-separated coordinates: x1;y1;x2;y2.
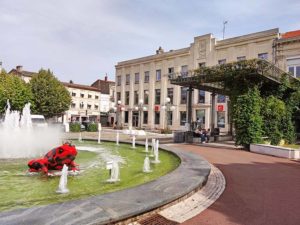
206;128;211;143
200;129;206;143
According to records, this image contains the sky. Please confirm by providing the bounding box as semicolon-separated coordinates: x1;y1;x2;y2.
0;0;300;85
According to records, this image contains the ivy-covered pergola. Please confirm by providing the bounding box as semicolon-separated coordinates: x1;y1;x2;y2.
170;59;300;146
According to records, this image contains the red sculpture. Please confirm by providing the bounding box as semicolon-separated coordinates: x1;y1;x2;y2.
28;143;79;175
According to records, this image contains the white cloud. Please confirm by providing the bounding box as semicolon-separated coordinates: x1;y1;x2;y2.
0;0;299;84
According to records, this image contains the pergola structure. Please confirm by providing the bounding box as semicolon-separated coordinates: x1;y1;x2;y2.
170;59;300;136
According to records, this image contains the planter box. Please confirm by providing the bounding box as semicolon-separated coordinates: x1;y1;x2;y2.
250;144;300;159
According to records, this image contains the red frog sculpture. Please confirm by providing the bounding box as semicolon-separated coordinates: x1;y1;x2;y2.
28;143;79;175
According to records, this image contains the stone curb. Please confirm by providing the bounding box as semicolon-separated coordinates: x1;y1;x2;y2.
0;140;211;225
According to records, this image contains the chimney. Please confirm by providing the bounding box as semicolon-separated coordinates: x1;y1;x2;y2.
16;65;23;72
105;74;108;81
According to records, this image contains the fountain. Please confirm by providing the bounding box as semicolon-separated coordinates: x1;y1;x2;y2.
106;161;120;183
97;123;102;144
143;155;152;173
78;132;83;142
116;132;120;145
149;138;155;157
152;139;160;164
56;164;70;194
144;138;149;152
0;100;61;158
132;135;136;149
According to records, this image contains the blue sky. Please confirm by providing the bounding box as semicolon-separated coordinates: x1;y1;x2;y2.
0;0;299;84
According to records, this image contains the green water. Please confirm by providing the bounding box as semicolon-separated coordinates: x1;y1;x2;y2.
0;141;180;212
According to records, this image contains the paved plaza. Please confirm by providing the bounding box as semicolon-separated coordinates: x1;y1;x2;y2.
177;144;300;225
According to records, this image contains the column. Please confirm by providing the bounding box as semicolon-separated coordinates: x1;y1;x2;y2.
210;92;216;133
187;87;194;131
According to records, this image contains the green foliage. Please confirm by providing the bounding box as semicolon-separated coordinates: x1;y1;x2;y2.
86;123;98;132
0;70;33;113
161;128;172;134
30;69;71;118
233;87;263;149
69;123;81;132
261;96;286;145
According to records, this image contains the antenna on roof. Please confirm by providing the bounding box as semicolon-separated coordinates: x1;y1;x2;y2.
222;21;228;40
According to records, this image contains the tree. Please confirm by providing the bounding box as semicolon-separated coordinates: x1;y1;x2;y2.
30;69;71;118
0;69;33;113
233;87;263;149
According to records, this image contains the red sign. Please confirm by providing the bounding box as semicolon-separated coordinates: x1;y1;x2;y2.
217;105;224;111
154;105;160;111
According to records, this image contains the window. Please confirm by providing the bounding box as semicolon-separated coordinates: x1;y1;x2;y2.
144;71;150;83
80;93;84;98
217;111;225;128
95;95;99;99
168;67;174;79
217;95;226;103
144;90;149;104
135;73;139;84
117;92;121;101
125;91;130;105
196;109;205;125
125;111;129;123
72;92;76;97
287;58;300;78
134;91;139;105
126;74;130;85
143;111;148;124
167;111;173;125
167;88;173;104
237;56;246;61
181;65;188;77
156;70;161;81
71;103;76;108
198;90;205;103
87;104;92;109
218;59;226;65
180;111;186;126
88;94;92;99
258;53;268;60
117;76;121;86
80;102;84;109
181;87;188;104
155;89;161;104
155;112;160;124
94;105;99;110
199;62;206;68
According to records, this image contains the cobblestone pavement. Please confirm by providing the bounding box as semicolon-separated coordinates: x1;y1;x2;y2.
177;144;300;225
158;164;225;223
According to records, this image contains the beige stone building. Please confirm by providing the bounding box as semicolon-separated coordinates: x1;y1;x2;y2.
115;28;300;132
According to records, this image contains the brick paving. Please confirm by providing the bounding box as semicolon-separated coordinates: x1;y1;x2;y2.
176;144;300;225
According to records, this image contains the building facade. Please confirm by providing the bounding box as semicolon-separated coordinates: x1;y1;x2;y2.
115;28;300;132
8;66;116;125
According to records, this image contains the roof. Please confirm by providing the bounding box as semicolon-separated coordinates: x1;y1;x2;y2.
281;30;300;39
62;82;101;92
8;69;37;77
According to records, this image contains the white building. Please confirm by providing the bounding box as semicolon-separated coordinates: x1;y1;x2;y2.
115;28;300;132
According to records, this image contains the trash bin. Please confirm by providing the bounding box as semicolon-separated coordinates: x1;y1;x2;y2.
173;131;185;143
185;131;194;143
213;128;220;136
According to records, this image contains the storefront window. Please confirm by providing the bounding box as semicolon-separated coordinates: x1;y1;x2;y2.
217;111;225;128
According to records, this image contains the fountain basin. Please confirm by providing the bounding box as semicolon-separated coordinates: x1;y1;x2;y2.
0;141;179;212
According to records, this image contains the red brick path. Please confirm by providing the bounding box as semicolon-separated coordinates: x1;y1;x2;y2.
178;145;300;225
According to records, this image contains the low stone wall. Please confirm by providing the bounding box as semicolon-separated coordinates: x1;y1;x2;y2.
250;144;300;159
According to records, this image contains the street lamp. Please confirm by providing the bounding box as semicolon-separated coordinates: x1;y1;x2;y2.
162;97;175;131
135;99;147;129
116;100;124;129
